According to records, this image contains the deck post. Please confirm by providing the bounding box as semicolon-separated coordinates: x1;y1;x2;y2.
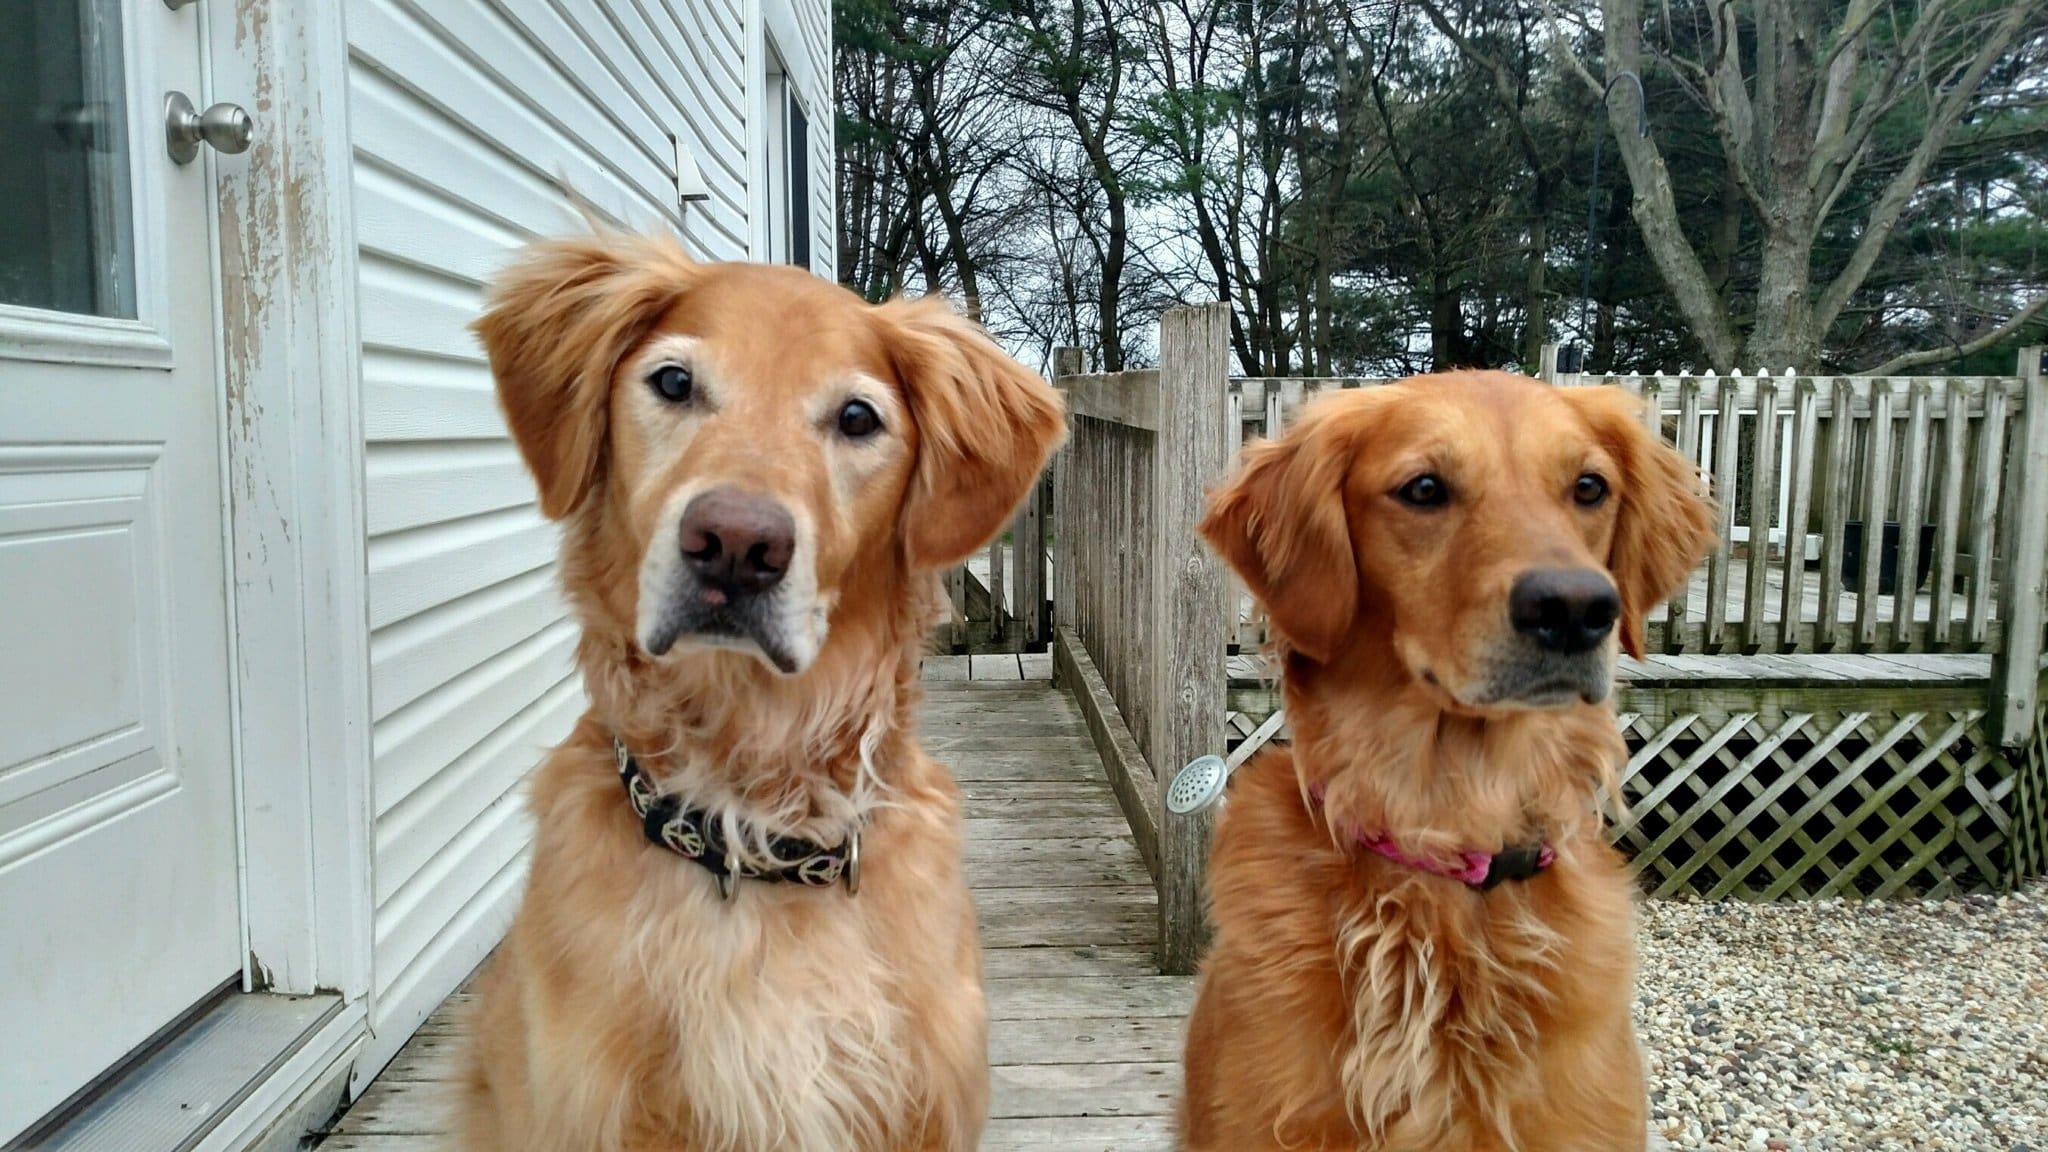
1151;305;1232;974
1994;347;2047;746
1048;347;1085;679
1012;472;1048;650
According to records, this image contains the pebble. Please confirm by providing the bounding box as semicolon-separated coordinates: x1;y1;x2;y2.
1637;885;2048;1150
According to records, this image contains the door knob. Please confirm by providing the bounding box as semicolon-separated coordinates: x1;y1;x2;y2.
164;92;253;164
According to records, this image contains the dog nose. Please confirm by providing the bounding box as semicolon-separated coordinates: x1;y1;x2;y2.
1509;568;1621;654
678;489;795;597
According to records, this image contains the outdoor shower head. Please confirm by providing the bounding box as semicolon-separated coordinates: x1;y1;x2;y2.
1167;755;1230;815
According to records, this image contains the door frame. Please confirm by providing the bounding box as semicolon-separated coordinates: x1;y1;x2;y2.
201;0;375;1005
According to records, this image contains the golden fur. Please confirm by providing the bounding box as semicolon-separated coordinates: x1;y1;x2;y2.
1182;372;1714;1151
458;231;1064;1152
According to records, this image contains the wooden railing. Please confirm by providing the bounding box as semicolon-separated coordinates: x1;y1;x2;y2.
1050;305;1234;974
1221;355;2044;663
936;469;1052;653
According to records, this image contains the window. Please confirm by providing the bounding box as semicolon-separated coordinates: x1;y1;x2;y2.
786;97;810;270
762;46;811;269
0;0;134;316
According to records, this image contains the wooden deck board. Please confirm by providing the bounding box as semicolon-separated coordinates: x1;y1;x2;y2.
318;674;1190;1150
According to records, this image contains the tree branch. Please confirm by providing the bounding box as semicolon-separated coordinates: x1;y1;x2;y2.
1815;0;2035;336
1598;0;1742;369
1858;293;2048;376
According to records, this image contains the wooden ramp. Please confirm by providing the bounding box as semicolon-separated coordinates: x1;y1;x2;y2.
317;657;1190;1151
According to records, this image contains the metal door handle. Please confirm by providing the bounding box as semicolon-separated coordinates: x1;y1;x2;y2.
164;92;253;164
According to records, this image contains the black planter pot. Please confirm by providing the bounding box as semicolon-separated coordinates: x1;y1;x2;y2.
1839;521;1935;595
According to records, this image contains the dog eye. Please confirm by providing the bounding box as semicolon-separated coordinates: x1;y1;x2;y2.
837;399;883;439
1574;473;1609;507
647;364;693;404
1396;474;1447;507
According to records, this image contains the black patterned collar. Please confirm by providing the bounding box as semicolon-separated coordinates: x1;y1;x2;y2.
613;738;859;899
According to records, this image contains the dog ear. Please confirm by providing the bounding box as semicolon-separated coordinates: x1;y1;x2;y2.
1569;386;1717;659
878;298;1067;570
1197;404;1361;664
473;232;696;519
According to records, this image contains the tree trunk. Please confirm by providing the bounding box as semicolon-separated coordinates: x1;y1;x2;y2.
1747;222;1818;371
1600;0;1744;372
1430;277;1463;370
1522;209;1548;372
1098;189;1127;370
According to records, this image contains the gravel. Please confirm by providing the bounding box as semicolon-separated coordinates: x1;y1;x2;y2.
1636;884;2048;1151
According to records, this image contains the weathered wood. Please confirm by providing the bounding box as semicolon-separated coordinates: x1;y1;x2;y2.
1050;347;1085;666
941;566;968;650
985;976;1195;1020
1013;472;1049;649
988;534;1008;636
1994;348;2047;745
1668;377;1704;640
1596;372;2023;417
1854;381;1895;645
967;836;1149;882
1228;376;1393;433
1743;375;1781;651
1150;305;1233;975
969;652;1025;681
981;945;1160;979
1815;381;1856;649
992;1061;1177;1119
1704;377;1742;647
1967;381;2008;644
1062;370;1163;431
1890;383;1933;648
1928;392;1970;646
984;1116;1176;1150
1056;627;1161;884
1776;378;1819;649
968;817;1134;841
988;1015;1187;1066
976;889;1156;949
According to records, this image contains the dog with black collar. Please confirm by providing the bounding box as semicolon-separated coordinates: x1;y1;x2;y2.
455;231;1064;1152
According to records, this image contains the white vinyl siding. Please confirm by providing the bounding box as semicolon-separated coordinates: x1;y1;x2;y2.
344;0;832;1077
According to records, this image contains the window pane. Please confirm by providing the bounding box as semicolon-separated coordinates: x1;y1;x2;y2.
787;95;810;270
0;0;134;318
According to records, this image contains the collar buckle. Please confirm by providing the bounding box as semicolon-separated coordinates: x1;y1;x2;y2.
1480;842;1550;889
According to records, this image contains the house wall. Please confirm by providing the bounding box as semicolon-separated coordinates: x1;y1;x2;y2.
343;0;833;1079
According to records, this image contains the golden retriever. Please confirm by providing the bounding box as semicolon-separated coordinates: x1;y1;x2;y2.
457;231;1064;1152
1182;371;1714;1151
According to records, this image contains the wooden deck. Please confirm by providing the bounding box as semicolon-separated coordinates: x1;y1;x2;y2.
315;657;1192;1151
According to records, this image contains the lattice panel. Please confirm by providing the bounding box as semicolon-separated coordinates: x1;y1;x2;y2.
2012;672;2048;883
1609;707;2015;898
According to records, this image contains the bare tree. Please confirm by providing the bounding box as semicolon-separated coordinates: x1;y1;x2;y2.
1576;0;2047;369
994;0;1141;368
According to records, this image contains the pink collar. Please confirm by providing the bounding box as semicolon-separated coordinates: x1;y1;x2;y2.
1310;784;1555;889
1357;834;1555;888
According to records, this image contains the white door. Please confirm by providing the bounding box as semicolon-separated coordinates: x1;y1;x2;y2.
0;1;242;1140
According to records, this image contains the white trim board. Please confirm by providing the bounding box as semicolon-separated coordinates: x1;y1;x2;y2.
204;0;377;1002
